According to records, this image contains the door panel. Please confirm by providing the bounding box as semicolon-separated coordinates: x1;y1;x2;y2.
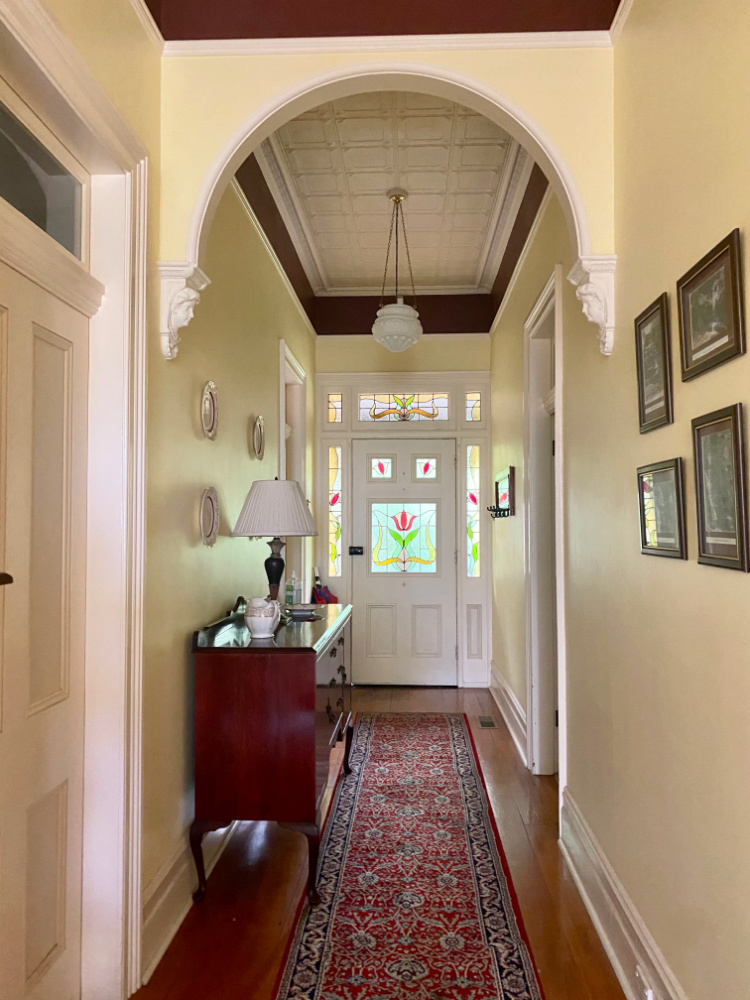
0;261;88;1000
352;438;456;685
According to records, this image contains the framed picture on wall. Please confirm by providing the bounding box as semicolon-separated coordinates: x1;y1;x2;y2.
677;229;745;380
636;458;686;559
494;466;515;517
692;404;749;571
635;293;673;433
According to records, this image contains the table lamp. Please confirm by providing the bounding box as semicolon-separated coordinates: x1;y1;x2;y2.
233;479;318;600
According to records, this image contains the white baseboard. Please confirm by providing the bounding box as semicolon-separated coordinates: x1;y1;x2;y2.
560;790;688;1000
140;822;238;984
489;663;528;766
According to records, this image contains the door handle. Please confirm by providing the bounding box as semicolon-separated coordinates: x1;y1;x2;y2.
0;573;12;586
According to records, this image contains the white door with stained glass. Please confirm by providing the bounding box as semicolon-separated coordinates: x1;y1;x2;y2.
351;439;457;685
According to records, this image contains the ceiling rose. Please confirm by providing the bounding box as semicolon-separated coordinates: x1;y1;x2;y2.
372;189;423;352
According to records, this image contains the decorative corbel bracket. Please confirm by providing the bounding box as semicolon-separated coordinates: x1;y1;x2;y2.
158;261;211;360
567;255;617;356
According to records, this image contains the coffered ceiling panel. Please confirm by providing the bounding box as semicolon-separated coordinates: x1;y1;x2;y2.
255;92;533;296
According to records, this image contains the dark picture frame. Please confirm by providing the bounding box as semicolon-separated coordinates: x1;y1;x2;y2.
636;458;686;559
677;229;745;380
692;403;749;571
495;466;515;517
635;293;673;433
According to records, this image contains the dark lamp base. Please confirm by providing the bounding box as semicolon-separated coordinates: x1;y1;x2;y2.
265;536;285;601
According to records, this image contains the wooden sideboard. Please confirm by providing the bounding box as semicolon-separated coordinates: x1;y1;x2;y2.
190;603;353;905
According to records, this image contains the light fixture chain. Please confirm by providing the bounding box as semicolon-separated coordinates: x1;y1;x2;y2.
379;200;399;308
399;200;418;307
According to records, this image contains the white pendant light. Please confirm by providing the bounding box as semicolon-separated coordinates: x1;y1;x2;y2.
372;189;423;352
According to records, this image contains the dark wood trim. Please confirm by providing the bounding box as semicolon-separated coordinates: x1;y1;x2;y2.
490;164;550;314
312;294;495;335
149;0;620;41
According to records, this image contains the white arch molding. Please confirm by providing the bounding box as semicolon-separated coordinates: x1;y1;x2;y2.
158;62;616;358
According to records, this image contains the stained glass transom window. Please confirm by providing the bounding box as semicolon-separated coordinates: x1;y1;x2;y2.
415;457;437;479
371;503;437;574
466;392;481;422
359;392;449;422
467;446;481;577
371;458;393;479
328;446;342;577
327;393;342;423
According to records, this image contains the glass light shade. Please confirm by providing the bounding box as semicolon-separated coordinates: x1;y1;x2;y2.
371;297;423;353
233;479;318;538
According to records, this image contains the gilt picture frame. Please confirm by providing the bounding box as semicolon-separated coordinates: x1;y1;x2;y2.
635;293;673;433
692;403;749;571
677;229;745;380
636;458;686;559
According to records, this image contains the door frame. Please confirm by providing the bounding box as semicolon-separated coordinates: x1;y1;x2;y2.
279;340;309;588
523;269;568;796
316;371;491;688
0;3;148;996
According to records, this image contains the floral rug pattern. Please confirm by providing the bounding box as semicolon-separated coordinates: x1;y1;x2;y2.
275;713;544;1000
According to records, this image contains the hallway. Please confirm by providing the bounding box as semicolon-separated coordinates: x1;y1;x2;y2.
135;689;624;1000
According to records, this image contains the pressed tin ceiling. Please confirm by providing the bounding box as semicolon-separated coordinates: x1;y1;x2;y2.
255;92;533;296
146;0;621;41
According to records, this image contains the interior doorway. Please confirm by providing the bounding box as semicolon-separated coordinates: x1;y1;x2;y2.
279;341;308;594
524;273;563;777
351;437;457;685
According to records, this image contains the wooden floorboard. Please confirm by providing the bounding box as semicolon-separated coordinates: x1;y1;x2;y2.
134;688;624;1000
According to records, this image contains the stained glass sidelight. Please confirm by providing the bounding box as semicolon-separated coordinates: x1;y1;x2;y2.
328;446;342;576
466;391;481;422
371;503;437;574
371;457;393;479
467;446;481;576
359;392;449;422
415;457;437;479
328;393;342;423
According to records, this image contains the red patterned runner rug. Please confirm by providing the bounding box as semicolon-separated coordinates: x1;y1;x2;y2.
275;712;545;1000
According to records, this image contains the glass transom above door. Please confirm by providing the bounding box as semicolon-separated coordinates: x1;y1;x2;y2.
371;502;438;573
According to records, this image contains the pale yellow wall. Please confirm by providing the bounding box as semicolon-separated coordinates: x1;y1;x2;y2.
562;2;750;998
317;334;490;373
159;47;614;264
489;196;573;712
142;184;315;887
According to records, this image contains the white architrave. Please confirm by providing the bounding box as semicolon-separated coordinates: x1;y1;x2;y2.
158;262;211;360
0;0;149;996
567;255;617;355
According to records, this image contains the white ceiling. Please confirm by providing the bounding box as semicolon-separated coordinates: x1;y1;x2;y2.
255;91;533;296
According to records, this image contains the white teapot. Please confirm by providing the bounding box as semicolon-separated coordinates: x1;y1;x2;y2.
244;597;281;639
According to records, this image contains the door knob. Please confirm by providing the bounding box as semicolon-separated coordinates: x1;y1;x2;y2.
0;573;12;586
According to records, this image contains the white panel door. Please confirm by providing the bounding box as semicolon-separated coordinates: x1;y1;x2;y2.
352;439;456;685
0;261;88;1000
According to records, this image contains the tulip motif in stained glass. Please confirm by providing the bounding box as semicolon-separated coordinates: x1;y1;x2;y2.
329;446;342;576
467;445;481;577
371;503;437;573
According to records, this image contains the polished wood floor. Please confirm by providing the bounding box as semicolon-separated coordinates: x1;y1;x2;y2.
135;688;624;999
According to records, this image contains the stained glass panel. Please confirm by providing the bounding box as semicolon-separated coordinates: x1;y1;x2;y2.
415;457;437;479
371;457;393;479
467;445;481;576
328;446;342;576
466;391;481;422
327;393;342;423
371;502;437;574
359;392;449;422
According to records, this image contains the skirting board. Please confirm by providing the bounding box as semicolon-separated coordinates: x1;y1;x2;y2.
141;822;238;983
489;664;528;766
560;790;688;1000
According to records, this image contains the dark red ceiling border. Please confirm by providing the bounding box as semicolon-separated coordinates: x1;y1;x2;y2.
235;153;549;336
149;0;620;41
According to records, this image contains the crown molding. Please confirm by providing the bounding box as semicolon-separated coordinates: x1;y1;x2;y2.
163;30;612;58
317;285;490;297
229;179;317;340
477;143;533;291
490;185;554;332
126;0;164;54
609;0;635;45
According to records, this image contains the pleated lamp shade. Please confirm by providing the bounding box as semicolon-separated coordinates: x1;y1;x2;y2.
233;479;317;538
